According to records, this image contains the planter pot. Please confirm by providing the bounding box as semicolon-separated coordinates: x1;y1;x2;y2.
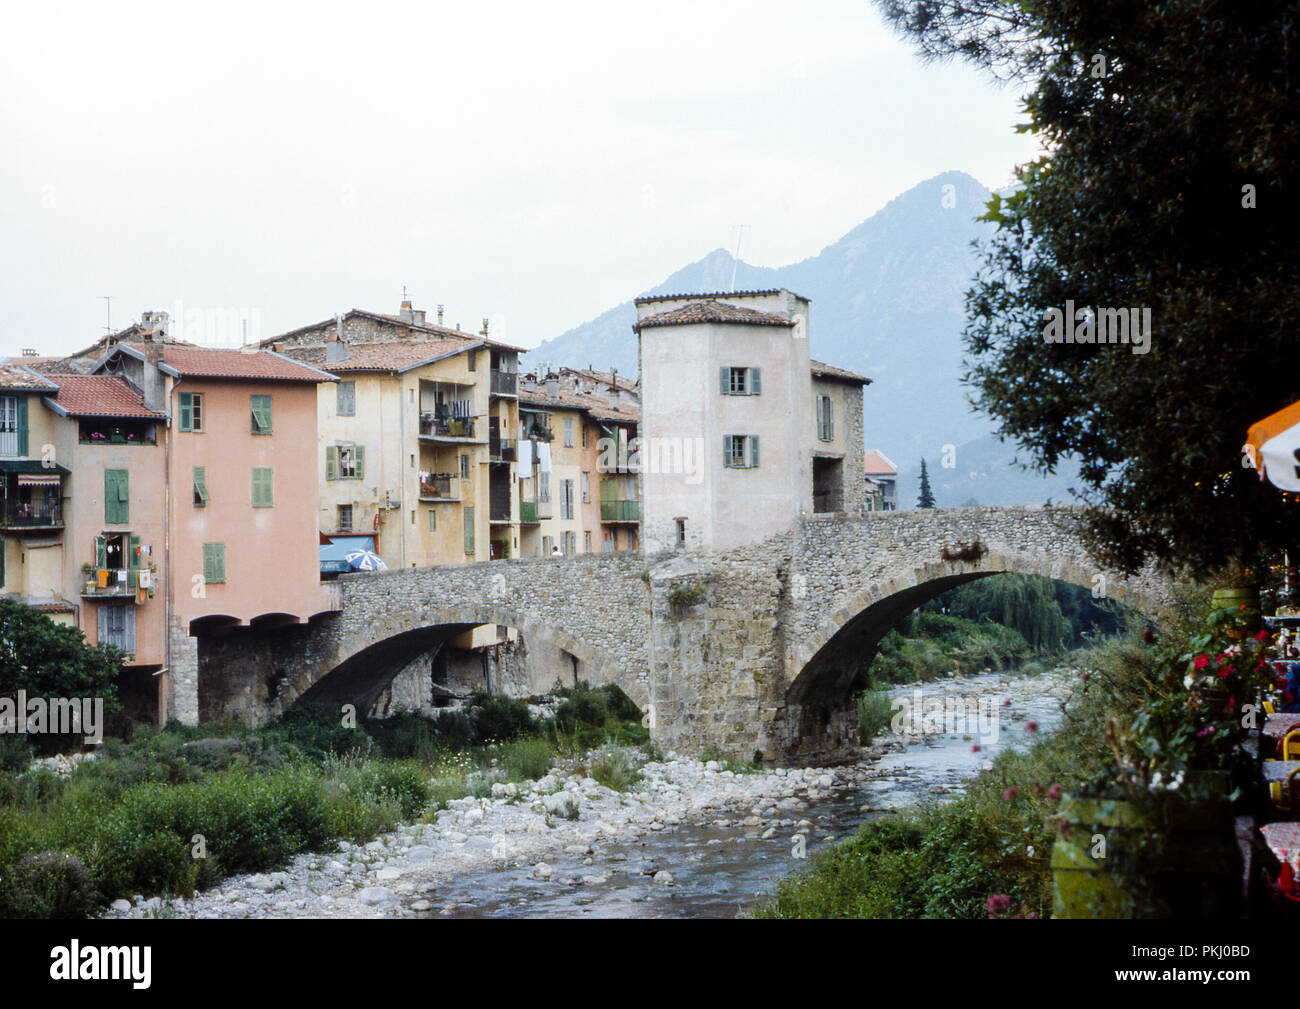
1052;773;1241;919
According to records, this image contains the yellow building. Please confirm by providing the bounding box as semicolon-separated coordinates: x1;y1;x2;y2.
280;336;522;567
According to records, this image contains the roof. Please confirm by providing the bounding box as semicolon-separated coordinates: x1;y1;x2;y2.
0;364;59;391
282;339;477;373
634;300;795;331
157;347;336;383
519;387;639;424
863;449;898;475
43;375;163;419
811;359;871;385
560;366;638;393
265;309;525;353
28;601;76;614
635;289;809;305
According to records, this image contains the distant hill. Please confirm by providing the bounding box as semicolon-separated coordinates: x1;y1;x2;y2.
896;433;1082;510
530;170;1085;508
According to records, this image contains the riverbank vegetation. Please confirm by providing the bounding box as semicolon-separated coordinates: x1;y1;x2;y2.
0;676;647;918
754;586;1212;918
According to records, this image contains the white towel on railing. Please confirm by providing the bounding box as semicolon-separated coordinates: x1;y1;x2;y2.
537;441;552;473
518;438;534;476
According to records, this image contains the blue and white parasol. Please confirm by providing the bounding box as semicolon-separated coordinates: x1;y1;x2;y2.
344;549;388;571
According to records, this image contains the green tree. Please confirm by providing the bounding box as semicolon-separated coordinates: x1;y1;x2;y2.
878;0;1300;576
917;458;936;509
0;598;121;753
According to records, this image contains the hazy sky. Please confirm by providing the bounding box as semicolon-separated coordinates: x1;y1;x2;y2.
1;0;1037;358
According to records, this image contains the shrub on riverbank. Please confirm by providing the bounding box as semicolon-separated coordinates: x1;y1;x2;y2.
867;612;1034;685
857;688;895;745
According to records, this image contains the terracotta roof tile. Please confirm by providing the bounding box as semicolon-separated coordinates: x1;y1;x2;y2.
0;364;59;391
519;387;638;423
160;348;331;383
45;375;162;418
634;300;795;331
811;359;871;384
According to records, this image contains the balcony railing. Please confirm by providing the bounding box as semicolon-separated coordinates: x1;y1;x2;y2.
600;500;640;522
490;370;517;396
0;431;18;456
82;567;144;599
418;474;458;500
1;498;62;528
520;499;539;523
419;415;477;439
489;437;516;462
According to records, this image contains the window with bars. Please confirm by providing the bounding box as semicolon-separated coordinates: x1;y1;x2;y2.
338;504;353;531
98;604;135;654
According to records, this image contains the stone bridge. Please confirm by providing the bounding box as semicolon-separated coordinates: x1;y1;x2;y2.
197;506;1175;765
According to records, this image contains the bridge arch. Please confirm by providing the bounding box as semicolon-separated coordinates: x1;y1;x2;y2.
775;543;1169;764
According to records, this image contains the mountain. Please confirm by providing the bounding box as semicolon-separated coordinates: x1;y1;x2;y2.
529;170;1082;508
896;433;1082;510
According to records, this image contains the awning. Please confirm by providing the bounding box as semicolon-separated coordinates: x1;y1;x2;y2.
1247;400;1300;492
16;474;61;486
0;461;70;476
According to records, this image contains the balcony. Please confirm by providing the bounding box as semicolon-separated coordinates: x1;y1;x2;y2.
419;415;479;441
1;497;62;529
520;499;539;524
600;500;640;523
82;567;145;600
418;473;459;501
490;370;517;397
489;437;517;463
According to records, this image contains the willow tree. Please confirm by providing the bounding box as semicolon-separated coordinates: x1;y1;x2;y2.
878;0;1300;576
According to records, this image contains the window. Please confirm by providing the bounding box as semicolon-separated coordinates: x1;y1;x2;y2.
723;435;760;469
202;542;226;584
563;531;576;556
584;531;591;553
460;454;470;481
676;518;686;546
564;417;574;447
428;509;436;531
338;504;353;531
251;467;273;507
179;392;203;432
104;469;129;523
98;604;136;654
463;506;475;554
538;469;551;503
720;367;761;396
561;479;575;520
192;466;209;507
0;394;27;456
250;394;272;435
581;424;589;449
581;472;590;503
327;444;364;480
337;381;356;416
816;395;834;441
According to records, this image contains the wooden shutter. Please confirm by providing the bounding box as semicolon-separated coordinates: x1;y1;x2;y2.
128;534;141;569
251;395;271;434
750;368;761;394
105;470;128;524
252;467;273;507
179;392;192;432
326;446;337;481
824;397;833;439
193;466;209;504
203;543;226;584
463;506;475;554
723;435;731;467
16;396;28;456
749;435;760;468
95;535;107;569
720;367;729;394
354;445;365;481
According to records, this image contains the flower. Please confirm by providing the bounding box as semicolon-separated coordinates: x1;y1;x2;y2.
971;744;981;753
1025;720;1039;732
1143;629;1157;644
1197;725;1217;738
1257;629;1272;641
986;894;1012;914
1194;654;1210;670
1047;783;1062;799
1003;786;1019;801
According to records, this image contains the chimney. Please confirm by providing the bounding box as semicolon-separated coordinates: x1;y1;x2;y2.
411;309;426;326
326;329;349;364
399;299;414;324
437;305;445;326
546;373;559;399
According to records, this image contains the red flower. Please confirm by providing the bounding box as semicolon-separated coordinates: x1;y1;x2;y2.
1047;783;1063;800
1143;629;1157;644
971;744;981;753
1257;629;1272;641
1003;786;1019;801
1025;721;1039;732
986;894;1012;914
1194;654;1210;670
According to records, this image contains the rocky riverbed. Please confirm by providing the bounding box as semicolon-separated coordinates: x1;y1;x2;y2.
106;666;1076;919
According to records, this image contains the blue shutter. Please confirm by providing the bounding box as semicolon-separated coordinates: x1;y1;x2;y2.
720;368;729;394
16;396;28;455
750;368;761;395
749;435;759;468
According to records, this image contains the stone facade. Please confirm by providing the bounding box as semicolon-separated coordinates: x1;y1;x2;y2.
198;505;1176;764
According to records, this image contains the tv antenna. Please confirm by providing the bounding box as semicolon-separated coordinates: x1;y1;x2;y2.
730;225;747;292
101;296;112;337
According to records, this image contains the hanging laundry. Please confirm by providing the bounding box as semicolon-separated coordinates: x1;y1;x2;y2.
518;438;534;476
537;440;552;473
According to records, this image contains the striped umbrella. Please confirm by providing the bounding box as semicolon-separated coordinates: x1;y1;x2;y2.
344;549;388;571
1247;400;1300;492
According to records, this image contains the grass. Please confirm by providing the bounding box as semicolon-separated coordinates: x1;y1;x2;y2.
857;687;896;745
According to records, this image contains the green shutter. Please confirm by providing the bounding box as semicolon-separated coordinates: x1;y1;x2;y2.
203;543;226;584
193;466;209;504
95;535;107;569
354;445;365;481
128;534;141;571
252;467;273;507
750;368;761;394
816;396;825;438
749;435;760;468
326;446;337;481
179;392;193;432
105;469;129;524
16;396;28;456
723;435;731;467
251;395;272;434
720;367;729;394
463;506;475;554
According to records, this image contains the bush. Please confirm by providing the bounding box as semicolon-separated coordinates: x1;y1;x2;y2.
589;745;640;792
266;707;371;764
500;737;553;782
0;736;32;774
858;688;895;745
0;850;98;919
468;691;536;744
